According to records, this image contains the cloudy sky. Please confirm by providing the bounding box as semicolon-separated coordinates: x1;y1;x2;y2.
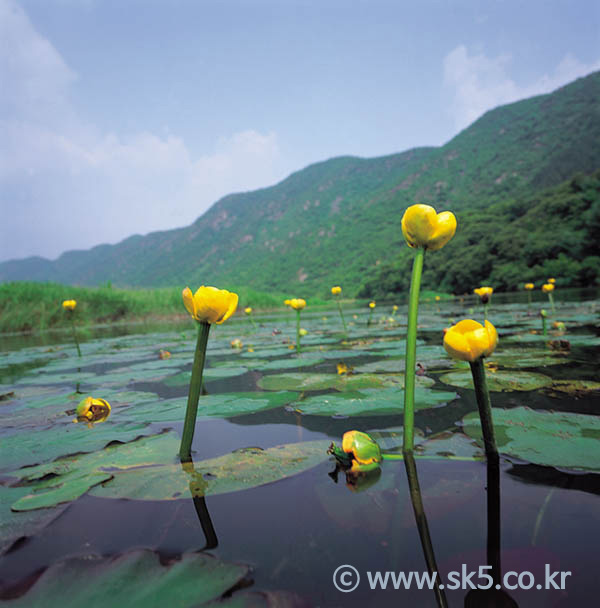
1;0;599;262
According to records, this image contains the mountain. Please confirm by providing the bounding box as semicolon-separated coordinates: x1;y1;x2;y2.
1;72;599;296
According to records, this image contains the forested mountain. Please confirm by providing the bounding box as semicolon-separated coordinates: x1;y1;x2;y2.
1;72;599;296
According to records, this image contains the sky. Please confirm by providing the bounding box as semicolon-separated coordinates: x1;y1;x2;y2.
1;0;599;262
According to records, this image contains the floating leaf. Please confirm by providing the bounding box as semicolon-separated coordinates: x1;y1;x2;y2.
255;356;325;371
439;370;553;391
257;372;415;392
121;391;298;422
462;406;600;471
544;379;600;396
164;366;249;387
290;385;457;417
5;550;249;608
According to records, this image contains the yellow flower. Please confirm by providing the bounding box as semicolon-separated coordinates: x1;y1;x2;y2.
299;328;308;336
548;278;556;284
74;396;111;424
392;305;398;312
524;283;534;290
542;283;555;293
62;299;77;311
369;301;376;309
244;307;252;315
331;286;342;295
158;349;171;359
230;338;243;349
284;299;291;307
443;319;498;362
401;204;457;250
182;286;239;324
435;295;441;301
473;286;493;299
289;298;306;310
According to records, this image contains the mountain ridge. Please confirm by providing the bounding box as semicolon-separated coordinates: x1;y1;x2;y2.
2;72;599;295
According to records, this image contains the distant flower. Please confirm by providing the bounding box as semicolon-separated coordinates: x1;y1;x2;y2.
542;283;555;293
473;286;493;301
524;283;534;290
401;204;457;251
336;362;354;375
158;349;171;359
299;328;308;336
289;298;306;310
392;305;398;312
435;295;441;301
62;299;77;311
73;396;111;424
341;430;382;473
331;286;342;295
284;299;291;307
244;307;252;315
548;278;556;284
443;319;498;362
369;301;376;309
182;286;238;324
230;338;243;349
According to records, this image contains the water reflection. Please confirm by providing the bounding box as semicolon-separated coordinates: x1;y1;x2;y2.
180;459;218;550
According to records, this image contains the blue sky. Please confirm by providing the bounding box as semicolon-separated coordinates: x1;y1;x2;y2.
1;0;599;261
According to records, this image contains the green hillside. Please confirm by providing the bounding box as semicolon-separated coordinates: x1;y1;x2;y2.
1;72;599;297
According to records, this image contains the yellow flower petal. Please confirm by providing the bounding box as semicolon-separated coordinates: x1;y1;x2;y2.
182;287;197;319
427;211;457;251
443;319;498;362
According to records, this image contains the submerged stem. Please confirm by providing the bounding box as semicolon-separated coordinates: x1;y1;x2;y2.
296;309;301;353
469;358;498;458
336;298;348;335
403;246;424;454
70;315;81;358
179;321;211;462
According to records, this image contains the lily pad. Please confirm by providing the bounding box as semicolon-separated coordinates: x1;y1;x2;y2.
164;367;249;386
255;356;325;371
543;379;600;396
462;406;600;471
121;391;298;422
438;370;553;391
5;550;249;608
9;433;331;509
257;372;425;392
289;385;457;417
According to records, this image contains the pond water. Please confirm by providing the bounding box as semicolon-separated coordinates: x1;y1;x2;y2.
1;292;599;607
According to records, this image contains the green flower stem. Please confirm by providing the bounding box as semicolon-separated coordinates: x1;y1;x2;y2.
296;309;301;353
404;454;448;608
367;308;373;326
483;302;489;321
548;292;556;315
403;246;424;454
69;315;81;358
179;321;211;462
336;298;348;335
541;311;547;336
248;316;257;330
527;291;532;313
469;358;498;458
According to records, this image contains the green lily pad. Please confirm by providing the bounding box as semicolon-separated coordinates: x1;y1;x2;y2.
9;433;331;509
5;550;249;608
0;421;155;472
255;356;325;371
121;391;298;422
438;370;553;391
544;379;600;396
92;438;332;502
486;349;569;368
164;367;249;387
290;385;457;417
257;372;426;392
462;406;600;472
415;431;485;461
15;371;97;386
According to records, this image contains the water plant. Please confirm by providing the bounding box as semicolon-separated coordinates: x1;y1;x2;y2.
330;286;348;334
288;298;306;353
244;306;257;330
180;285;239;461
72;396;111;425
473;286;493;320
542;282;556;314
367;301;376;326
401;204;456;453
443;318;499;457
62;299;81;357
524;282;534;312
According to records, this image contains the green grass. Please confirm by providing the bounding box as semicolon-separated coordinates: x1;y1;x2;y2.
0;282;330;334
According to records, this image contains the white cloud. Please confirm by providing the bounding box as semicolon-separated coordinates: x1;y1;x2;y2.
0;0;284;261
443;45;600;132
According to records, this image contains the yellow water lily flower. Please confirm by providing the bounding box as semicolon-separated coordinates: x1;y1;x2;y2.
524;283;534;290
62;299;77;310
230;338;243;349
435;295;441;301
548;278;556;284
542;283;555;293
244;307;252;315
369;301;376;309
74;396;111;424
284;299;291;307
182;286;239;324
331;286;342;295
289;298;306;310
443;319;498;362
299;328;308;336
473;286;493;299
158;349;171;359
401;204;457;251
392;305;398;312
